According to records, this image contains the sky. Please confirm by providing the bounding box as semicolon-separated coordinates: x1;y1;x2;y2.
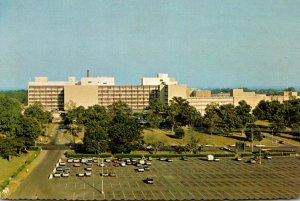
0;0;300;90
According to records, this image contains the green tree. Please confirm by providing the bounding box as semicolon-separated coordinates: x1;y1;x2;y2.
16;116;43;149
108;102;142;154
167;97;199;131
245;124;263;142
144;99;166;128
235;100;256;133
186;134;200;154
203;103;221;135
0;96;22;135
24;103;53;126
218;104;242;136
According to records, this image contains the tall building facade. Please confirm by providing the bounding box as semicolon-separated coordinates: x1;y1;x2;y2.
28;73;299;114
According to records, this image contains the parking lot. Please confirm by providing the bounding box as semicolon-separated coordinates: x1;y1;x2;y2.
33;155;300;200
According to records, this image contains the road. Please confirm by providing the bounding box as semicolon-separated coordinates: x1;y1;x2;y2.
9;150;64;199
9;122;68;199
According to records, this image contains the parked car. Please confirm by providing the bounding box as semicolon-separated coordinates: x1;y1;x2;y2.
214;158;220;162
54;172;61;177
248;159;257;164
99;162;105;167
73;163;80;167
59;161;66;166
67;159;73;163
137;168;145;172
159;157;167;161
109;172;116;177
86;162;93;166
62;172;69;177
56;167;63;171
265;155;272;159
235;157;242;161
145;177;154;184
64;168;70;173
73;159;80;163
144;166;150;171
77;173;85;177
145;161;152;165
181;156;188;161
105;158;111;162
166;158;173;162
100;172;109;177
85;167;92;171
85;171;92;176
120;161;126;167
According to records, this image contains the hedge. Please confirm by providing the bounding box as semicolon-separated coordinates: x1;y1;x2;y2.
65;151;235;159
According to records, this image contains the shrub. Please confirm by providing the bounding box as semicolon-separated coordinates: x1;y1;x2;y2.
174;127;185;139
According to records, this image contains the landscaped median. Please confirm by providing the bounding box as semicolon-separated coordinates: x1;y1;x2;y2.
0;147;41;196
65;150;236;159
65;150;298;159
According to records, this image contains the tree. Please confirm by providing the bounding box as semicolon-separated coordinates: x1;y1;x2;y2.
174;127;185;139
0;138;19;160
83;125;109;153
235;100;256;134
218;104;242;136
144;99;166;128
24;103;53;126
167;97;199;131
0;96;22;135
245;124;263;142
108;102;142;154
16;116;43;149
203;103;221;135
186;134;200;154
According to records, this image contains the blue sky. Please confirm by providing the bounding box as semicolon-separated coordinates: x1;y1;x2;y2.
0;0;300;90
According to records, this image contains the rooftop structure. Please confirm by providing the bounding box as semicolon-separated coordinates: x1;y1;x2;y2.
28;73;299;113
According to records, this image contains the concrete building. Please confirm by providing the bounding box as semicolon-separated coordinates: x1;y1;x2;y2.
142;73;178;85
28;73;299;114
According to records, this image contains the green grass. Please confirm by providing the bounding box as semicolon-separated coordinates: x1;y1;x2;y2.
143;128;244;147
0;151;35;183
254;120;271;127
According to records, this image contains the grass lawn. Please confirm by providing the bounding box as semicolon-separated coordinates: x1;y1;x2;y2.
254;120;271;127
143;128;244;147
0;151;35;183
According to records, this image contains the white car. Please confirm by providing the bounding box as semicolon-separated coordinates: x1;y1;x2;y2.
62;172;69;177
73;159;80;163
137;168;145;172
85;171;92;176
54;172;61;177
105;158;111;162
214;158;220;162
85;167;92;171
67;159;73;163
99;162;105;167
120;161;126;167
77;173;85;177
59;161;66;166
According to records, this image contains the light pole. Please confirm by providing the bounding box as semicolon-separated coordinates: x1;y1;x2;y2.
271;127;275;144
101;158;104;195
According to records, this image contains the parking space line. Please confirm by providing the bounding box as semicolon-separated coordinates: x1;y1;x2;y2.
122;191;126;199
141;190;146;199
169;190;176;199
132;190;136;199
112;191;115;199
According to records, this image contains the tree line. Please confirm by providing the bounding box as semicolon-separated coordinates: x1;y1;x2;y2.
0;96;52;160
